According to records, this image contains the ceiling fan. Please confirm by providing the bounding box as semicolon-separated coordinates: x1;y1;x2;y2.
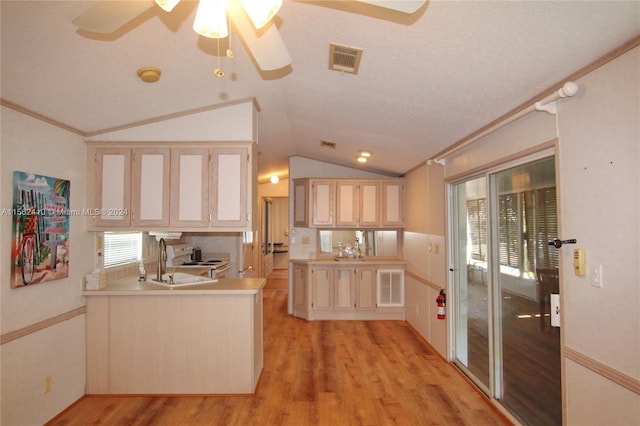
72;0;426;72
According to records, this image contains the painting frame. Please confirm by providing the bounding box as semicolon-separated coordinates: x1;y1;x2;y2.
10;171;70;288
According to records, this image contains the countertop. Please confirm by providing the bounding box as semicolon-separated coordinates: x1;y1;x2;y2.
83;275;267;296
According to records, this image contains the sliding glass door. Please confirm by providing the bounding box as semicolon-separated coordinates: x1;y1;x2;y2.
451;155;561;425
452;176;491;392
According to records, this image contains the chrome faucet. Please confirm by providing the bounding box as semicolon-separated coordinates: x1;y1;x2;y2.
156;238;167;282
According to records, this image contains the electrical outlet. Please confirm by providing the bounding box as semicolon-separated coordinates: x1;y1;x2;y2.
44;376;52;394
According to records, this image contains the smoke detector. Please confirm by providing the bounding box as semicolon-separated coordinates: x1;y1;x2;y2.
329;43;363;74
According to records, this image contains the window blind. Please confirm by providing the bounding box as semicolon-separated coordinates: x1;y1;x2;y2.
103;232;142;267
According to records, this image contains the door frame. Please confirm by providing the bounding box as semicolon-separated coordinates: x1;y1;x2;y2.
445;145;564;422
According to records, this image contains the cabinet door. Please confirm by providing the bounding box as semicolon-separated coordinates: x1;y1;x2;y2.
170;148;210;227
293;179;309;227
382;181;404;227
211;147;248;229
292;263;309;319
334;266;355;310
311;266;333;310
131;148;170;227
359;181;380;227
336;181;359;227
355;266;377;310
93;147;131;228
311;180;334;227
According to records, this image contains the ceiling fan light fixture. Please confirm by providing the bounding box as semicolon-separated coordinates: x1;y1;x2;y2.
239;0;282;29
154;0;181;12
193;0;229;38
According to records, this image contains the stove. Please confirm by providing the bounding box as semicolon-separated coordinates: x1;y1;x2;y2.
165;244;230;278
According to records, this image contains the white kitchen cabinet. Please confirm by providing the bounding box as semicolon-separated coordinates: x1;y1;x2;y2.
210;147;250;229
170;147;210;228
311;180;334;227
87;142;257;232
291;261;405;320
334;265;377;310
293;179;309;227
334;266;355;310
90;147;132;228
292;263;309;319
355;266;377;310
311;265;333;311
132;147;170;227
381;181;404;227
293;178;402;229
336;181;380;227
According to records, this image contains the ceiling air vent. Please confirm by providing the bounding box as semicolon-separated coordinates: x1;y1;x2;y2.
329;43;363;74
320;140;337;149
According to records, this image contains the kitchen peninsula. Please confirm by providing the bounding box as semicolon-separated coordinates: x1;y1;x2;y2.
83;276;266;395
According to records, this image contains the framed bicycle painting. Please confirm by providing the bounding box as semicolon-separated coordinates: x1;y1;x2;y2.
10;171;70;288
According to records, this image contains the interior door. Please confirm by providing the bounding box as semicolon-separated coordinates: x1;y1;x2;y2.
451;155;562;426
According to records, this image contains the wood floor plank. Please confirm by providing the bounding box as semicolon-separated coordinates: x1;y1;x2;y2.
47;285;511;426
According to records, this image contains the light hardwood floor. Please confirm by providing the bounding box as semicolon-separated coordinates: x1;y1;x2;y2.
48;273;511;426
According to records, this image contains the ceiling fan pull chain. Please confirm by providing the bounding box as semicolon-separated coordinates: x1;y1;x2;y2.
214;36;224;78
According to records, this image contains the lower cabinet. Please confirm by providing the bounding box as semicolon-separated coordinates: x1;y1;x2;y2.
293;261;405;320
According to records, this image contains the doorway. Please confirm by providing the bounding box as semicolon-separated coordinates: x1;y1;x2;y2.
450;155;561;425
261;197;289;280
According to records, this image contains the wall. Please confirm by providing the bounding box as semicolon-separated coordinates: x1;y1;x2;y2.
558;46;639;425
86;99;258;142
403;163;448;357
435;46;640;424
0;107;93;425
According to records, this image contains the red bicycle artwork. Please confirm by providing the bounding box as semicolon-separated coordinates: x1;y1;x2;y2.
10;171;70;288
14;213;39;285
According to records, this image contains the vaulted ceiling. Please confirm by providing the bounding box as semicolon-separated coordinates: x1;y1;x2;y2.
2;1;638;182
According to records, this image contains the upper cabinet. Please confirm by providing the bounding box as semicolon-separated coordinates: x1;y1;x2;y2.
92;147;132;228
336;181;381;227
87;142;257;232
381;181;404;227
293;178;404;229
132;147;170;228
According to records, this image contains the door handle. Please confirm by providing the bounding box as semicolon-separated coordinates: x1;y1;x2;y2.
548;238;577;248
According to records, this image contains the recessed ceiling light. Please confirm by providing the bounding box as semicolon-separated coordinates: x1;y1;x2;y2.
270;175;280;184
359;150;372;157
357;156;368;163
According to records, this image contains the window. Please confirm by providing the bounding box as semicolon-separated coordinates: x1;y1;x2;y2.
466;185;558;276
103;232;142;267
467;198;487;262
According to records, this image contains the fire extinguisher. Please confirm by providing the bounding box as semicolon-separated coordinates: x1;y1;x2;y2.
436;289;446;320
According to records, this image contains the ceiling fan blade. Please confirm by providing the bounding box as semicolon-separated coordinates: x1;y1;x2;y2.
72;0;155;33
231;8;292;71
356;0;426;14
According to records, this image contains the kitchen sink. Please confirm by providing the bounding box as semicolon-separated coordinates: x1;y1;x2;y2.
148;272;218;287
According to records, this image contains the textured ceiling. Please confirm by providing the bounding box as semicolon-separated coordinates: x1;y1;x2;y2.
1;1;639;182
